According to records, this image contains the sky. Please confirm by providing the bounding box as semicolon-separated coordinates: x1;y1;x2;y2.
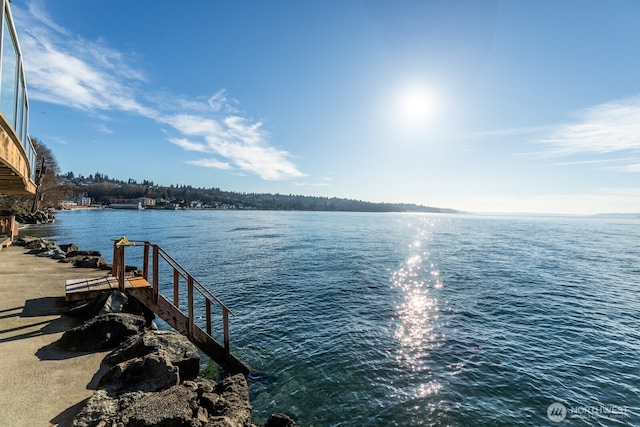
10;0;640;214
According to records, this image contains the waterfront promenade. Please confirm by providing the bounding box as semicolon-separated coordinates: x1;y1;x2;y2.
0;245;107;427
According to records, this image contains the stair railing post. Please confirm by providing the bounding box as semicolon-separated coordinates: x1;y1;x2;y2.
187;275;194;338
223;307;230;356
112;240;118;278
117;245;125;293
173;270;180;308
152;245;159;304
206;299;212;336
142;242;150;281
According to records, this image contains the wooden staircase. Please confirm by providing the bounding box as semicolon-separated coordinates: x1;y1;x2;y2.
110;238;249;375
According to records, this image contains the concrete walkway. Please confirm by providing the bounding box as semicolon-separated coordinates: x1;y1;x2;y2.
0;245;110;427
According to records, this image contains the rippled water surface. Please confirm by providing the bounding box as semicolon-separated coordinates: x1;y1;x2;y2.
32;210;640;426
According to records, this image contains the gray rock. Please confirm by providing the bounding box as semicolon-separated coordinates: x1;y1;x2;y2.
66;249;103;257
74;374;261;427
98;290;129;315
98;353;180;394
103;330;200;381
57;313;146;352
59;243;79;253
72;390;146;427
72;256;110;269
207;374;252;426
261;413;299;427
120;383;200;427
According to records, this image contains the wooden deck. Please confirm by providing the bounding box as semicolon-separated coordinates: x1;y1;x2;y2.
65;275;151;301
64;239;250;375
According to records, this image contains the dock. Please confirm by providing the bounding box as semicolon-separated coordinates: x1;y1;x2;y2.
66;238;249;375
65;276;151;301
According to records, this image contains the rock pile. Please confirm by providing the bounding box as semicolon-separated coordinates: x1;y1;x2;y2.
14;209;56;224
57;291;298;426
15;236;131;271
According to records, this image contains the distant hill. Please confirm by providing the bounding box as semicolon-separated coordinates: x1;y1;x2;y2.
60;171;460;214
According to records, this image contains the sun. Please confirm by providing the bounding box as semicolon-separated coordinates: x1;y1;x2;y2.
391;82;441;132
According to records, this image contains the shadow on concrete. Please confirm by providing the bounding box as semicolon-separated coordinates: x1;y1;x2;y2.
0;319;63;344
0;306;24;319
22;296;66;317
50;398;90;427
36;340;98;361
0;306;24;315
47;361;109;426
87;363;110;390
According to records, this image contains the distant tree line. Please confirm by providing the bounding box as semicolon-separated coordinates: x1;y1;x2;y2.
0;138;458;214
61;171;459;213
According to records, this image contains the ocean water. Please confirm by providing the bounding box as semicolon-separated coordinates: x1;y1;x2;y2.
30;210;640;426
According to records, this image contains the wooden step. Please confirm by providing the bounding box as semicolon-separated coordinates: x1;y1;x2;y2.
65;275;151;302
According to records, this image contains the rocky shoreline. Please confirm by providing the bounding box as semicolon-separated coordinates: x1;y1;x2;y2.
16;236;298;427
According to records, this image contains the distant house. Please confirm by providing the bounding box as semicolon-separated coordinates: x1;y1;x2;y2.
135;197;156;207
76;196;92;206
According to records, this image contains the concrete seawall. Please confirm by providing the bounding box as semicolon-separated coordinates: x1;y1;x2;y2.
0;245;108;427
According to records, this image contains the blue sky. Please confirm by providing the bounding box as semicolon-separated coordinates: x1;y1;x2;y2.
11;0;640;214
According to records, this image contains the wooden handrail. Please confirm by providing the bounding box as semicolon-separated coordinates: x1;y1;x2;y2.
112;239;234;355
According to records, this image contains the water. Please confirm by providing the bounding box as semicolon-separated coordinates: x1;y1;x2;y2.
28;210;640;426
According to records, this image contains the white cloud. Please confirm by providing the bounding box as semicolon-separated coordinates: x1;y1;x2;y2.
615;163;640;173
15;4;147;114
95;123;113;134
169;138;209;153
163;114;306;180
187;158;232;170
13;1;305;181
539;96;640;157
207;89;237;113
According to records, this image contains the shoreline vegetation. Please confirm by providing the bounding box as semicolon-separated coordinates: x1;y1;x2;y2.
12;235;298;427
60;172;461;213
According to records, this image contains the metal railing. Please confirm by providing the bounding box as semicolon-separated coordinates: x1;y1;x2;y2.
112;238;234;355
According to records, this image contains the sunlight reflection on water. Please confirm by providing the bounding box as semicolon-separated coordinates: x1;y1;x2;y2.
390;216;443;399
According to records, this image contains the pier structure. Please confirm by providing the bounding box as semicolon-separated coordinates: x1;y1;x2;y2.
66;237;249;375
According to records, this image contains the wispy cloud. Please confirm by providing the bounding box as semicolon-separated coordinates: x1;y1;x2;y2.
613;163;640;173
538;96;640;158
13;1;304;181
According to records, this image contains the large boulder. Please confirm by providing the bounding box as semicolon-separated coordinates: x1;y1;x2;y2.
261;413;299;427
104;330;200;381
204;374;252;426
119;382;200;427
71;389;146;427
57;313;146;352
98;353;180;394
59;243;79;253
70;256;110;269
73;375;255;427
